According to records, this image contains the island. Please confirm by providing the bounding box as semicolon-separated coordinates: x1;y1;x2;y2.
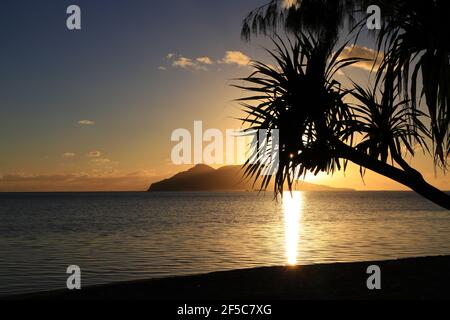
148;164;354;192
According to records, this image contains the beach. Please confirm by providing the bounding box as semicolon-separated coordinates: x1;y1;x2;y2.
6;256;450;300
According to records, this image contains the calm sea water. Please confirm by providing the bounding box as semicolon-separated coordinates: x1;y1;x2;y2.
0;191;449;296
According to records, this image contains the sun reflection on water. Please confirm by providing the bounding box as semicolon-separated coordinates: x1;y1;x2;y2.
283;191;303;266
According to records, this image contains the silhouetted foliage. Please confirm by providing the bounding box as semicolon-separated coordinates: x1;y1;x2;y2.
374;0;450;166
235;35;360;194
238;0;449;209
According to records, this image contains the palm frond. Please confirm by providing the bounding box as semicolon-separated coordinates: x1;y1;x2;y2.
349;81;430;170
375;0;450;167
235;35;361;195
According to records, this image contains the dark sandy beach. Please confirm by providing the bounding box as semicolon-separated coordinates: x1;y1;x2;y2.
4;256;450;300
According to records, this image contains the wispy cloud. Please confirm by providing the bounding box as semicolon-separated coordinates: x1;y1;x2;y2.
196;56;214;65
162;51;252;71
338;45;383;72
78;120;95;125
220;51;251;67
165;54;213;71
62;152;76;158
0;172;160;192
91;158;111;164
172;56;208;71
88;151;102;158
87;150;113;165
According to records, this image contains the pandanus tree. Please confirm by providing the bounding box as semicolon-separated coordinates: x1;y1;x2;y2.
237;0;450;209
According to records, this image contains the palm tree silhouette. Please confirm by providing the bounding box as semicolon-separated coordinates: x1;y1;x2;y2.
238;0;449;209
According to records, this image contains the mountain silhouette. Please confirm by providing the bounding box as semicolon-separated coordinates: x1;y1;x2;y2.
148;164;354;192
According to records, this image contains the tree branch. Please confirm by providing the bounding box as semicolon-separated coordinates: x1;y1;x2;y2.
335;141;450;210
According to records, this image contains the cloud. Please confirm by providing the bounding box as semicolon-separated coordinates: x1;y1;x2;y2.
88;151;102;158
91;158;111;164
78;120;95;125
220;51;251;67
196;56;214;65
162;51;252;71
62;152;76;158
0;174;76;183
0;172;161;192
172;56;208;71
172;57;196;68
338;45;383;72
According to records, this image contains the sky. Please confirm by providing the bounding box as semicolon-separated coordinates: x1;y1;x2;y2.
0;0;448;192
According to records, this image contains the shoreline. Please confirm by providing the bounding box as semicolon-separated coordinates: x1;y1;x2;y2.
4;255;450;300
4;190;449;194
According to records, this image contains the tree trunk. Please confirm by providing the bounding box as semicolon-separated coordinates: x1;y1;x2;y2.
336;142;450;210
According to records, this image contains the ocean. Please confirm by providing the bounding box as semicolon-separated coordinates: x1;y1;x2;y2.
0;191;449;296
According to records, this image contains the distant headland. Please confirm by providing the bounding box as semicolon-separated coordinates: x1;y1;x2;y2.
148;164;354;192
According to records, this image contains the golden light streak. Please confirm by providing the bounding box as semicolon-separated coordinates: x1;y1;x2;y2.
283;191;302;266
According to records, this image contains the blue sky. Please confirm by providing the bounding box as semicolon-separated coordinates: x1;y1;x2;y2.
0;0;267;188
